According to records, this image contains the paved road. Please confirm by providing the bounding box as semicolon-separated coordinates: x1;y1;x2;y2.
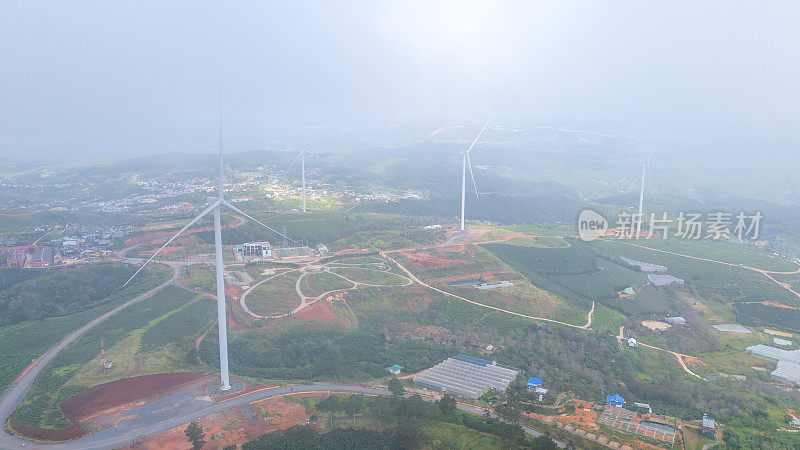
0;265;179;450
0;382;563;449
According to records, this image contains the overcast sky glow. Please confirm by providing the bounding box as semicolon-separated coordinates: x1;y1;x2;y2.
1;0;798;158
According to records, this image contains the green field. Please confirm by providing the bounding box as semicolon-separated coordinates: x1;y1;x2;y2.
0;268;169;394
735;302;800;332
618;238;798;273
483;241;650;318
591;303;629;334
12;285;203;430
246;271;302;316
602;286;674;317
300;271;354;297
394;245;581;322
595;239;800;308
140;297;217;351
327;267;409;286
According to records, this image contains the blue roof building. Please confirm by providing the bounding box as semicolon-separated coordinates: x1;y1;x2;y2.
387;365;403;375
606;394;624;407
526;377;543;388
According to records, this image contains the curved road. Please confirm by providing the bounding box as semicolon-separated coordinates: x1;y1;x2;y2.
1;381;562;449
0;264;180;449
383;251;594;330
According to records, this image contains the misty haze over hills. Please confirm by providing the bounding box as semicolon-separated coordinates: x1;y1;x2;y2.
1;1;798;161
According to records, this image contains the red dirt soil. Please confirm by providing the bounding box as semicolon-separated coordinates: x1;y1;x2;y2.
61;372;206;420
134;394;319;449
11;373;208;442
435;270;519;283
274;301;338;324
8;418;86;442
402;247;475;270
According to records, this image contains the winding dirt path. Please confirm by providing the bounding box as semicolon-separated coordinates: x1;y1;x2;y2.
382;251;592;330
238;260;413;320
610;240;800;301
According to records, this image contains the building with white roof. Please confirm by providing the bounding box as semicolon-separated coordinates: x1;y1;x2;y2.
746;344;800;383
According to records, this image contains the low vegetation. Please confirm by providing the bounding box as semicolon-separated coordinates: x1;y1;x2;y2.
0;264;135;326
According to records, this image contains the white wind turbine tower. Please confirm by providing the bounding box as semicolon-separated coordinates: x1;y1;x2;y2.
285;150;311;213
459;121;490;231
635;154;654;237
123;114;300;391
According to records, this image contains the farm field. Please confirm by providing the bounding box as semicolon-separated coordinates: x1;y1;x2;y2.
499;223;577;237
246;271;303;316
0;268;169;394
327;266;409;286
179;262;215;293
614;237;798;273
602;285;674;317
590;303;629;334
201;210;435;249
594;239;800;308
395;244;581;323
735;302;800;332
299;271;354;297
12;285;204;430
483;241;654;318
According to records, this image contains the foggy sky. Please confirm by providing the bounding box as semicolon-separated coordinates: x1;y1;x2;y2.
1;1;798;159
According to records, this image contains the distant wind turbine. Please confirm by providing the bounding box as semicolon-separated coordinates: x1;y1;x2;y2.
635;153;653;237
285;150;311;213
459;121;489;231
124;109;300;391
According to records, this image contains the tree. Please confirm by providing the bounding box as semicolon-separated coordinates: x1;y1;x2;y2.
438;394;456;416
342;395;364;425
184;420;206;450
388;377;405;397
316;394;340;429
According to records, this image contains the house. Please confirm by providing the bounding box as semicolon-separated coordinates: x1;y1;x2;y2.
6;250;26;268
627;337;638;348
634;402;652;414
606;395;624;407
526;377;543;392
701;414;716;438
388;365;403;375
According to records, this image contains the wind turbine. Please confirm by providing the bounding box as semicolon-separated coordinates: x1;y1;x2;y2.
123;113;300;391
635;153;654;237
459;121;489;231
285;150;311;213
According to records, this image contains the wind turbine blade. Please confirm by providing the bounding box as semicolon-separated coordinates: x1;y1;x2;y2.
464;120;490;154
466;152;479;197
283;151;303;179
222;201;303;246
123;200;220;287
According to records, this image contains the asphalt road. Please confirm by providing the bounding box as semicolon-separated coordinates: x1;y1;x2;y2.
0;255;566;448
0;266;179;450
1;381;566;449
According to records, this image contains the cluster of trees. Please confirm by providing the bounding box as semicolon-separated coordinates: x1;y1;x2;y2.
201;321;455;381
365;193;584;225
495;322;800;424
239;393;557;450
0;264;134;326
735;302;800;331
197;213;432;248
239;425;410;449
